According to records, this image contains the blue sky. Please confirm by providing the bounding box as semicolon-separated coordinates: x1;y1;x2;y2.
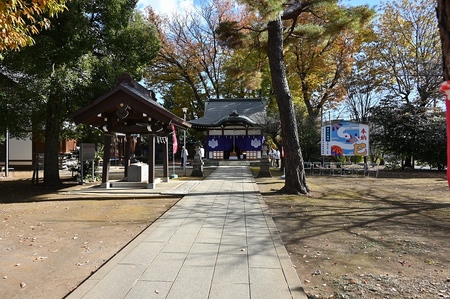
137;0;195;15
343;0;381;7
137;0;381;15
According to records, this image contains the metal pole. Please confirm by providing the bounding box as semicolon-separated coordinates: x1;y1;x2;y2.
79;144;84;185
173;151;175;176
183;107;187;176
92;160;95;180
5;128;9;177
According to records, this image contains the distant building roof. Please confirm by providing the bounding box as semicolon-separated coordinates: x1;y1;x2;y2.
190;98;266;128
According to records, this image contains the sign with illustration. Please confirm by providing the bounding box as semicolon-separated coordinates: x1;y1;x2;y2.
321;121;369;156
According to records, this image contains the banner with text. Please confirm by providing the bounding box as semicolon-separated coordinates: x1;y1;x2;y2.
321;121;369;156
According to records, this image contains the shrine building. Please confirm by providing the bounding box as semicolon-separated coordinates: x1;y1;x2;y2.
190;98;266;160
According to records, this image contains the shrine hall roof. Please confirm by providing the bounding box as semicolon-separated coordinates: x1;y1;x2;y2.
189;98;266;128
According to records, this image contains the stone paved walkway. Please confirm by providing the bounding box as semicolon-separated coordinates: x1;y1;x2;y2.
66;166;307;299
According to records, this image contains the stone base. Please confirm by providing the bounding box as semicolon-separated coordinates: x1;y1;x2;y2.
257;161;272;177
146;183;157;189
191;166;204;177
128;163;148;182
101;178;161;189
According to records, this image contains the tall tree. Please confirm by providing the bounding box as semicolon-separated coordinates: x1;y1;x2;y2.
342;46;383;123
374;0;441;107
224;0;373;194
435;0;450;181
371;0;442;168
266;13;309;194
370;100;446;169
284;3;375;119
214;0;312;194
0;0;161;186
438;0;450;80
144;0;267;118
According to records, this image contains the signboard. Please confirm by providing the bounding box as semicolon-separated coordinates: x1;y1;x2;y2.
80;143;95;161
321;121;369;156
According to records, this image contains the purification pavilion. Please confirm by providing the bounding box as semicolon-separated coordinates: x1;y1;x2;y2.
69;73;190;188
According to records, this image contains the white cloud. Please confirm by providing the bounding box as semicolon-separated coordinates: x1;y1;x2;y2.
137;0;195;16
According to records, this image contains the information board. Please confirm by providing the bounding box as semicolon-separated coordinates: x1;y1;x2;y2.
80;143;95;161
321;121;369;156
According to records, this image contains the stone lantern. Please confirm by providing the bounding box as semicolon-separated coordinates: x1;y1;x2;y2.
257;143;272;177
190;143;204;177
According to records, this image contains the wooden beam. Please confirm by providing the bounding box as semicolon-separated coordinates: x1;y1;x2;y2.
102;134;112;185
147;134;155;188
162;136;169;181
124;134;132;179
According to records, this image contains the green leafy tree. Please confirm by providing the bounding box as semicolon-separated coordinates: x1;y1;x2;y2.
284;3;375;119
295;103;321;162
217;0;373;194
282;3;375;165
370;0;442;168
413;115;446;170
370;101;446;169
144;0;269;120
265;4;310;194
0;0;161;185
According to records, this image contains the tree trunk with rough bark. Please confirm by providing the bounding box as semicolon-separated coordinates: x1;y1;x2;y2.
438;0;450;80
43;95;62;186
437;0;450;188
267;17;309;194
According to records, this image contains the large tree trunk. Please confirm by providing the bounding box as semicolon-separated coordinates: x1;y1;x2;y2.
437;0;450;188
438;0;450;80
267;17;309;195
43;95;62;186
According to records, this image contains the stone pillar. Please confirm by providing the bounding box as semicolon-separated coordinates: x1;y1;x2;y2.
124;134;132;179
147;134;156;189
101;134;112;188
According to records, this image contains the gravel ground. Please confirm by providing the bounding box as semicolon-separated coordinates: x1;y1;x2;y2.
257;169;450;299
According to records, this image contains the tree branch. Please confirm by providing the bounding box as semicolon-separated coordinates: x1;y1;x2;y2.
281;2;304;20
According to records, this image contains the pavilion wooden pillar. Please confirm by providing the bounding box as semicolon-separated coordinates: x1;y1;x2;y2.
102;134;112;188
147;134;156;189
124;134;132;179
162;136;169;182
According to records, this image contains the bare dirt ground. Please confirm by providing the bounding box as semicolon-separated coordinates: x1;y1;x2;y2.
256;168;450;299
0;167;215;299
1;167;449;299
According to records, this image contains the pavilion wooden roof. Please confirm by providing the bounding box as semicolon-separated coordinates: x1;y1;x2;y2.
69;74;190;135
